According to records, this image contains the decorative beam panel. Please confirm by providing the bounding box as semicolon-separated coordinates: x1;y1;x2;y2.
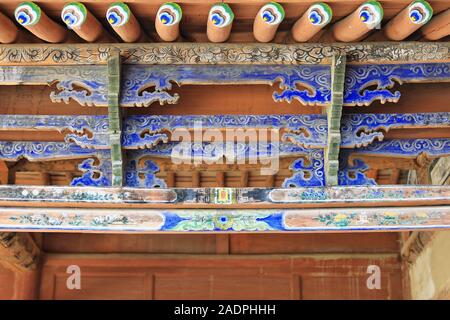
1;113;448;150
1;206;449;233
324;53;346;186
345;63;450;106
0;65;107;106
349;139;450;158
1;62;448;107
0;42;447;66
125;144;324;188
121;64;331;106
0;115;109;148
0;141;100;161
0;185;447;208
340;112;450;148
123;112;449;149
338;139;450;186
0;141;112;187
127;142;315;160
0;139;448;188
123;114;327;149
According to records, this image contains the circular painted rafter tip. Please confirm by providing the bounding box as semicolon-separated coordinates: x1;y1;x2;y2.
209;3;234;27
259;2;285;25
106;2;131;27
15;1;41;26
307;2;333;27
408;0;433;25
157;2;183;26
61;2;87;29
358;1;384;28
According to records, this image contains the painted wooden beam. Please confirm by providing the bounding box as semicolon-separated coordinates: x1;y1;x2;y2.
107;51;123;187
155;2;182;42
324;53;346;186
332;1;383;42
207;3;234;43
14;2;67;43
2;62;448;108
421;9;450;40
0;42;447;66
253;2;285;43
0;206;449;233
61;2;104;42
384;0;433;41
291;2;332;42
106;2;143;43
0;232;40;271
0;185;447;209
0;113;448;150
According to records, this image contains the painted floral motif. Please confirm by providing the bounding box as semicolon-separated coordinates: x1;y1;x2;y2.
315;213;357;227
313;211;438;228
167;212;277;231
10;214;131;227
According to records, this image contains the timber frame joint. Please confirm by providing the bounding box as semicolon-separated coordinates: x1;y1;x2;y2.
107;50;124;187
325;53;346;186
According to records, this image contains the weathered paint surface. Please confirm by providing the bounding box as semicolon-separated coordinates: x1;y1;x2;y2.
1;206;449;233
0;42;448;65
0;185;447;206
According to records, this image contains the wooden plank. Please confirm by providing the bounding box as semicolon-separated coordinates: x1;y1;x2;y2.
240;170;249;187
215;172;225;187
0;205;449;233
39;253;402;300
0;161;8;185
215;235;230;254
0;42;447;66
41;232;400;253
0;185;447;208
42;234;219;254
191;172;200;187
229;233;400;254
